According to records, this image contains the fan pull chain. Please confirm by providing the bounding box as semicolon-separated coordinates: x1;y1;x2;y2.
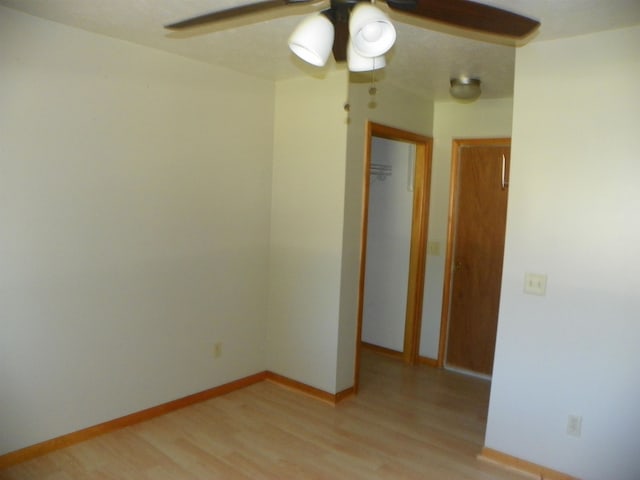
368;59;378;109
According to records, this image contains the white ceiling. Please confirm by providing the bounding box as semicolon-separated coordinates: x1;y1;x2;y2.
2;0;639;100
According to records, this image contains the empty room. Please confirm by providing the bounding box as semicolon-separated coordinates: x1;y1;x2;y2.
1;1;639;479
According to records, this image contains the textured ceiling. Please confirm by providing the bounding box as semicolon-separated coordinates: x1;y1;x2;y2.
1;0;639;100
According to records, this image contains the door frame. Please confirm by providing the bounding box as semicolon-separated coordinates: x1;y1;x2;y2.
437;137;511;368
354;122;433;391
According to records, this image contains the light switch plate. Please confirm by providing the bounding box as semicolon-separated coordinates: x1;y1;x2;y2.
524;273;547;295
427;241;441;256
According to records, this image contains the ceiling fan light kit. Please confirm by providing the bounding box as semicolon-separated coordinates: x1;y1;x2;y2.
288;13;335;67
165;0;540;80
449;77;482;101
348;3;396;58
347;40;386;72
287;2;395;70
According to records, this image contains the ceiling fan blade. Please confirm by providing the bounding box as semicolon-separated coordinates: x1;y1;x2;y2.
165;0;315;30
385;0;540;38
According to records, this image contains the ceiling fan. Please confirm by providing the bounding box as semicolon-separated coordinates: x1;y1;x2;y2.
165;0;540;70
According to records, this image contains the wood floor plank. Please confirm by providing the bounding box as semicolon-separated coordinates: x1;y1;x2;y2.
0;351;528;480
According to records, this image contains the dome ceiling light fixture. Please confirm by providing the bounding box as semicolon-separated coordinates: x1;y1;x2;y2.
450;77;482;101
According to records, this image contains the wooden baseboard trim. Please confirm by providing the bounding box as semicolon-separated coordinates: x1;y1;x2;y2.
335;386;356;403
0;371;268;469
0;370;356;469
418;356;439;367
360;341;404;360
265;371;354;406
479;447;579;480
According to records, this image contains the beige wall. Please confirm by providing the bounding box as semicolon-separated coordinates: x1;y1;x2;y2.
420;98;514;359
267;70;350;393
0;7;275;455
486;26;640;480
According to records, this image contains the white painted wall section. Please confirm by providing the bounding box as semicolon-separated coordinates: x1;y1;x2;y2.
267;71;350;394
485;26;640;480
0;6;274;455
361;138;415;351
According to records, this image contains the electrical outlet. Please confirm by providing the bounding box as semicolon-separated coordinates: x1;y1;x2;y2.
566;414;582;437
212;342;223;359
524;273;547;296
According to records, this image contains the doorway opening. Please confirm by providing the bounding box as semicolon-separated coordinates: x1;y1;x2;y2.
354;122;432;391
439;138;511;377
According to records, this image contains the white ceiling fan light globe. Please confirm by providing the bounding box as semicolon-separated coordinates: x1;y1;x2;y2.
347;40;386;72
288;13;335;67
361;22;383;42
349;3;396;58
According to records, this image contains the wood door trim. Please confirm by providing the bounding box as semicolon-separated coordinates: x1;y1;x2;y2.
437;138;511;368
404;140;431;364
355;122;432;391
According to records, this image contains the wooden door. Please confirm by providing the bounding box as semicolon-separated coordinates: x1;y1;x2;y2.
444;139;510;375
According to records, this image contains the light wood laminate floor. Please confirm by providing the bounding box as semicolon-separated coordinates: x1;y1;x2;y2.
0;350;527;479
